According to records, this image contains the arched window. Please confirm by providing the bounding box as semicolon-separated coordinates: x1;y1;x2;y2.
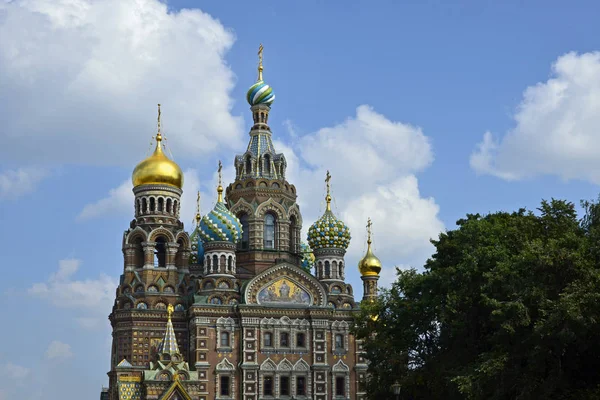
135;199;140;215
264;213;276;249
289;216;297;253
228;256;233;272
158;197;164;212
154;237;167;268
150;197;156;212
246;156;252;175
166;198;172;214
264;154;271;175
142;198;148;214
220;255;226;272
238;213;249;250
213;255;218;273
175;239;184;267
325;261;331;278
133;237;144;268
173;200;178;217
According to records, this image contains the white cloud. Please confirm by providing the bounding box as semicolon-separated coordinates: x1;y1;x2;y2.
1;363;30;380
45;341;73;360
276;105;443;287
0;0;243;166
0;167;48;199
28;259;117;313
471;51;600;183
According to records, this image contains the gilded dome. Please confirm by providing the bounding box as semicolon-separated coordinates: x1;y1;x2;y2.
358;242;382;277
132;133;183;189
358;218;382;277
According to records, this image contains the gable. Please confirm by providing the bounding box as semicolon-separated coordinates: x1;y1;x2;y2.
244;262;328;307
159;380;192;400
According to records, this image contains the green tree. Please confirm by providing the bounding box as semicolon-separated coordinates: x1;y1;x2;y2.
354;199;600;400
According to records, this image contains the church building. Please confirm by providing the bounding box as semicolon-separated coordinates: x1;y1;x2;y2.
105;46;383;400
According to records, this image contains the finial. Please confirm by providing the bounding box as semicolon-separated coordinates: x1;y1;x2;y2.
366;217;373;245
325;170;332;211
217;160;224;203
258;43;264;81
195;191;201;225
156;103;162;141
167;303;174;320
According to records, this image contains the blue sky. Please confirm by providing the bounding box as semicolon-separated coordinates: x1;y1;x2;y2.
1;0;600;398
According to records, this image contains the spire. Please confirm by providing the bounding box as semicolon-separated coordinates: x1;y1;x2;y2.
217;160;224;203
156;304;180;356
258;43;264;81
367;217;373;246
325;170;332;211
153;103;164;154
195;191;201;226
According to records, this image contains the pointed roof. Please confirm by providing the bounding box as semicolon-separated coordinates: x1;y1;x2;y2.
116;358;133;368
159;377;193;400
157;304;180;356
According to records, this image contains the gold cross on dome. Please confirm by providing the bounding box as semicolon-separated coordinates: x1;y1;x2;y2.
367;218;373;244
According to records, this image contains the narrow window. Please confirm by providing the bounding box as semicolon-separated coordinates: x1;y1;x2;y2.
264;332;272;347
264;213;276;249
228;256;233;272
280;332;289;347
154;237;166;268
173;200;178;216
166;198;172;213
220;332;230;347
158;197;164;212
296;376;306;396
264;376;273;396
220;375;230;396
335;333;344;350
280;376;290;396
325;261;331;277
239;214;249;250
296;332;305;348
336;376;345;396
246;156;252;175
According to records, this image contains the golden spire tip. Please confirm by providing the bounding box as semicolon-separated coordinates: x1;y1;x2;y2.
167;303;174;320
217;160;224;202
156;103;162;140
258;43;264;81
325;170;332;211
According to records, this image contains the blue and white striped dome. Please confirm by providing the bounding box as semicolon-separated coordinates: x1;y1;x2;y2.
247;80;275;106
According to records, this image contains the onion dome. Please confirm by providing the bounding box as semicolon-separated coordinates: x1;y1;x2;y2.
199;162;242;243
132;104;183;189
358;218;382;277
299;242;315;272
307;171;351;251
246;43;275;106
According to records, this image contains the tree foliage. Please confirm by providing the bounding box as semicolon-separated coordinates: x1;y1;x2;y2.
354;198;600;400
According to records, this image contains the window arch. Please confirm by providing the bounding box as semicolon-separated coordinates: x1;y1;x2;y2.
325;261;331;278
157;197;164;212
142;198;148;214
213;255;219;273
264;213;276;249
166;198;172;214
154;237;167;268
150;197;156;212
133;237;144;268
173;200;178;217
264;154;271;175
228;256;233;272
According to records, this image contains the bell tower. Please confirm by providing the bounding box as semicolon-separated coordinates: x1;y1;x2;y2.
107;105;192;400
225;45;302;277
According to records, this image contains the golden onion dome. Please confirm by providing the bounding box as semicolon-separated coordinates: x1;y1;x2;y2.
358;218;382;277
132;105;183;189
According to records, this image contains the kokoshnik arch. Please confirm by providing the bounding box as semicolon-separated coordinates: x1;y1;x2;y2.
105;45;383;400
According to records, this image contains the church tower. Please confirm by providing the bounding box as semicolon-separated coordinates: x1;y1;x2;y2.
359;218;382;302
225;44;303;277
307;171;355;309
107;105;192;400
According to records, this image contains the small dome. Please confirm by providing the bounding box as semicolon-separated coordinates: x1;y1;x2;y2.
199;189;242;244
247;80;275;106
358;242;382;277
359;219;382;277
307;209;351;251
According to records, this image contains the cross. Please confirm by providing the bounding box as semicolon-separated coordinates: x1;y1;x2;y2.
167;304;174;319
258;43;264;80
325;170;331;192
195;191;201;225
157;104;161;134
218;160;223;185
366;218;372;243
